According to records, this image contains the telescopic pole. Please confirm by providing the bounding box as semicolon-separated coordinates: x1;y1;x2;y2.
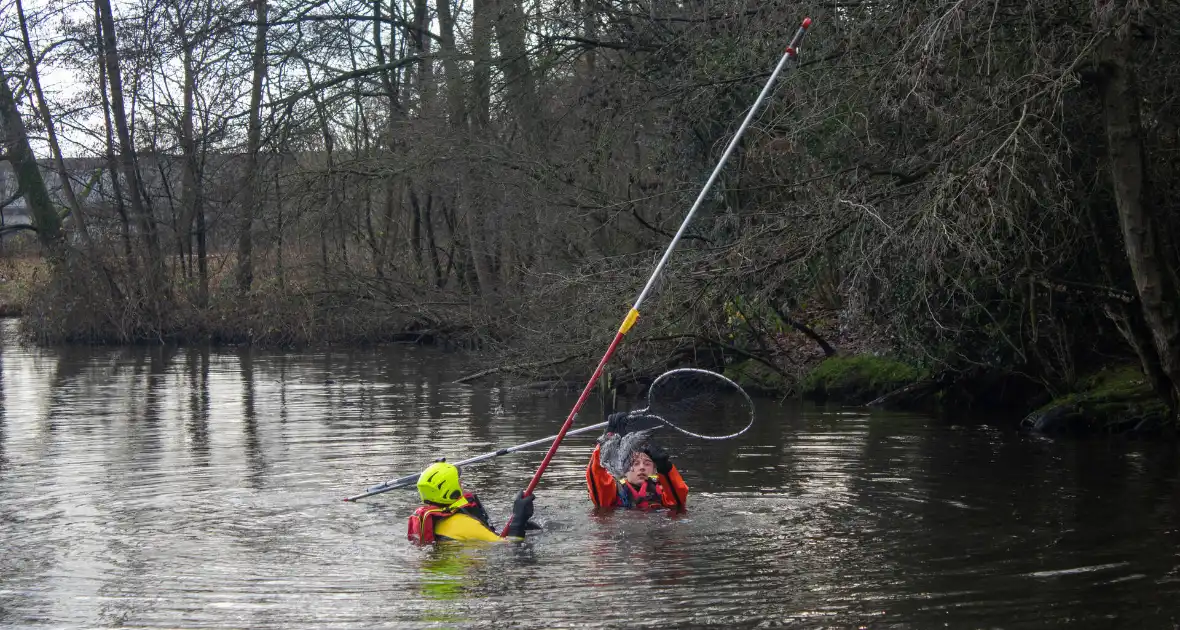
342;421;609;502
498;18;813;537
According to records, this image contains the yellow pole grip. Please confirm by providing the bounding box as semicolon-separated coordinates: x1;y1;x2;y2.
618;308;640;335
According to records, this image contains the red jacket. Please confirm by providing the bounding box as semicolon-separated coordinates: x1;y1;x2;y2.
585;444;689;511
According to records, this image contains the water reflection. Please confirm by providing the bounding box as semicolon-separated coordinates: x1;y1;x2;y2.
417;545;484;625
0;319;1177;628
0;334;5;474
239;348;267;490
186;346;211;463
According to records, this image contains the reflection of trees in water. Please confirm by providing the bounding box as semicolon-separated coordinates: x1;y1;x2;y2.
184;347;210;464
44;346;82;435
238;347;267;490
17;343;182;627
124;346;175;467
276;353;289;427
415;544;485;625
1059;439;1180;621
1143;446;1179;525
670;397;806;495
416;540;547;624
836;414;1180;624
0;338;55;625
0;338;6;471
367;345;501;486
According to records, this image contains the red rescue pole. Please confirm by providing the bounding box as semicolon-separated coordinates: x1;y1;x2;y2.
500;17;813;536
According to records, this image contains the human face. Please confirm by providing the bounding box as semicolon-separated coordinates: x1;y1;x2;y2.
624;451;656;485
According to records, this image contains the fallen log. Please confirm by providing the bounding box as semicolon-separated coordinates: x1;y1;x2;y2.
454;353;586;384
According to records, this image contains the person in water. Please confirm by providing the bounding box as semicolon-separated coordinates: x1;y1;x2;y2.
586;413;689;511
407;460;536;544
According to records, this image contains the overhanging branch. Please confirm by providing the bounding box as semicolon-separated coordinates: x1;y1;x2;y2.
271;55;429;108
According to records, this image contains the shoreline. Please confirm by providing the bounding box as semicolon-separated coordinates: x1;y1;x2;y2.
4;306;1170;438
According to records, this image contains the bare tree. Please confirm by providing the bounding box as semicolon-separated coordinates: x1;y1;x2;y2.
1097;5;1180;417
97;0;164;293
0;63;61;247
15;0;90;245
5;0;1178;425
236;0;268;293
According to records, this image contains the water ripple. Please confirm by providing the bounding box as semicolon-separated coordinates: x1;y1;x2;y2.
1;323;1178;628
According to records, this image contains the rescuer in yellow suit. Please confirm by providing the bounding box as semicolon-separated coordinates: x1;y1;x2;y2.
406;460;536;544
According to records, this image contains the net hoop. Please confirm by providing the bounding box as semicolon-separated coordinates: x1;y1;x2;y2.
625;367;756;441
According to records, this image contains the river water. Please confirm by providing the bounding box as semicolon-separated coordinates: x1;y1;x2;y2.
0;319;1178;628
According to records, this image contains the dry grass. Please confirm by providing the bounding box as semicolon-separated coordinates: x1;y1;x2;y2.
0;255;49;316
6;244;475;347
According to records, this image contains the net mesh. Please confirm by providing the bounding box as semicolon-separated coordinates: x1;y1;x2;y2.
598;428;661;478
596;368;754;477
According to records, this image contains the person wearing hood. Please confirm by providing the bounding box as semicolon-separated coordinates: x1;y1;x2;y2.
585;412;689;511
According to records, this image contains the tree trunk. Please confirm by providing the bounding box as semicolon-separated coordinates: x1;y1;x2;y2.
422;192;442;287
197;192;208;308
464;0;496;295
410;189;441;286
16;0;89;245
237;0;268;294
493;0;536;142
94;2;134;263
1101;27;1180;419
273;166;284;292
462;190;495;295
436;0;465;127
97;0;162;291
435;0;464;291
370;0;401;282
302;59;337;287
380;179;399;278
578;0;596;81
409;187;424;271
373;0;398;119
364;183;383;279
412;0;433;112
0;64;62;248
471;0;492;131
178;45;200;282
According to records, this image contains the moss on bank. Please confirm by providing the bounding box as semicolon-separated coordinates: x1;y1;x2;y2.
801;354;927;405
1021;365;1172;435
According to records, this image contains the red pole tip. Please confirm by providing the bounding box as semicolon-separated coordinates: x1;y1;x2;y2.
802;17;812;28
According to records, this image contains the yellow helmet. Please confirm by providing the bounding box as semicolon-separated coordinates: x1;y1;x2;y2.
417;461;468;509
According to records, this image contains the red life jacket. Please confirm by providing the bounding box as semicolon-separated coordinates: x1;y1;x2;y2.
407;505;449;544
406;492;486;544
615;477;664;510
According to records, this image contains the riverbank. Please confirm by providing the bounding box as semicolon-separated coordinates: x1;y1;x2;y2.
2;254;484;348
3;254;1172;437
776;354;1173;437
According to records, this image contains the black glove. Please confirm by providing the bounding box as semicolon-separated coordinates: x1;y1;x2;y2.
606;412;630;436
644;443;673;475
505;492;535;538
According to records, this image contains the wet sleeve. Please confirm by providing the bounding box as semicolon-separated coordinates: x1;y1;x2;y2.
586;444;619;508
432;513;506;543
658;465;689;511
